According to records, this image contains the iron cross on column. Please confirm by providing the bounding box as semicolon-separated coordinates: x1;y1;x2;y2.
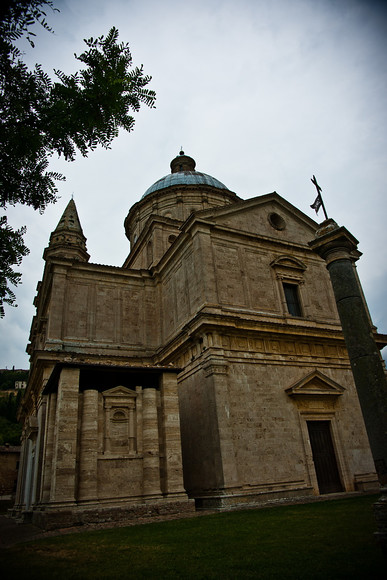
311;175;329;220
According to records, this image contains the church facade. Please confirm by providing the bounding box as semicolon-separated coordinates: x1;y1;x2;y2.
14;152;384;528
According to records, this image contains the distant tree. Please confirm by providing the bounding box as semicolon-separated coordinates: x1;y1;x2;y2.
0;0;156;317
0;391;23;444
0;417;22;445
0;390;22;421
0;369;28;390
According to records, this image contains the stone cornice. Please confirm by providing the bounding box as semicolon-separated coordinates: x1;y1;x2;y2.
181;191;318;232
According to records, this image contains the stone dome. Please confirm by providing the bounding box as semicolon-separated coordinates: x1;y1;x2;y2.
142;151;228;198
124;151;239;250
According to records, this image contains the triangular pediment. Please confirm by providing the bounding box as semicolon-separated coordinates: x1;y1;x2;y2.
102;386;137;398
185;192;318;245
285;370;345;398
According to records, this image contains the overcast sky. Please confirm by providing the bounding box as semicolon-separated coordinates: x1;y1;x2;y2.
1;0;387;368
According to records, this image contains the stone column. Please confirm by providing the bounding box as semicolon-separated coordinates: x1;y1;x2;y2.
78;389;99;501
23;439;35;511
128;406;136;454
142;387;162;497
14;436;27;511
30;401;46;506
41;393;57;503
50;367;80;504
309;220;387;483
135;386;143;454
159;372;185;495
204;359;239;490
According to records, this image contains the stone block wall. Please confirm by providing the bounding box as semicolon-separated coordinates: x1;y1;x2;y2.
177;345;378;503
42;264;159;358
0;446;20;498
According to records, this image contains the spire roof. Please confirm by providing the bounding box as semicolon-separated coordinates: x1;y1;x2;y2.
54;198;84;235
44;199;90;262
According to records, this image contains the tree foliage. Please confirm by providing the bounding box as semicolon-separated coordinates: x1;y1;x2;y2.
0;0;156;317
0;390;23;421
0;416;22;445
0;390;23;445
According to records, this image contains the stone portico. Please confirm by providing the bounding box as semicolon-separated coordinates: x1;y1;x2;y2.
15;364;189;529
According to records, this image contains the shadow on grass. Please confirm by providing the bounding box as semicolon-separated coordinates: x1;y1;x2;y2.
1;494;385;579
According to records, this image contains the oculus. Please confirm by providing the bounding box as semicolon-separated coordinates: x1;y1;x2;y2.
268;212;286;230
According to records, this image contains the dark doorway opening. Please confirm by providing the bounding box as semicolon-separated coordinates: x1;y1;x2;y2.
307;420;343;494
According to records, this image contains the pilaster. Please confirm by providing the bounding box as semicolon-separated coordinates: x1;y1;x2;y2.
159;372;185;495
50;367;80;504
31;400;46;505
41;393;57;502
78;389;99;501
142;387;162;496
14;437;27;509
204;359;239;488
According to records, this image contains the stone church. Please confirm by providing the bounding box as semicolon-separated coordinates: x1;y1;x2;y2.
14;151;384;529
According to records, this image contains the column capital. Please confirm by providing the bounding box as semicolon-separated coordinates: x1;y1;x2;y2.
308;219;362;265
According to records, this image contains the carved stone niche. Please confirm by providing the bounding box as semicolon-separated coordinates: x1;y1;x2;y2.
285;370;345;411
102;386;138;456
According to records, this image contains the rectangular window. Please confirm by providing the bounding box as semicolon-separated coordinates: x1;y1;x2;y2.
283;282;302;316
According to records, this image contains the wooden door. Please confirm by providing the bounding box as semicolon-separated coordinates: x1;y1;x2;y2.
307;421;343;494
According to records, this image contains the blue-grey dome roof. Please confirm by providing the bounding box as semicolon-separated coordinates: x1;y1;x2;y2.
142;171;229;198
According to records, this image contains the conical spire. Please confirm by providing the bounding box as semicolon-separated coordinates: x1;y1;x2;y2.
44;199;90;262
54;198;84;234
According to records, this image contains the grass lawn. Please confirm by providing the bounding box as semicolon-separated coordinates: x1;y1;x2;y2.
1;494;385;579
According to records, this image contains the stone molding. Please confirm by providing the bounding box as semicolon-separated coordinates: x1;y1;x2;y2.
285;370;345;399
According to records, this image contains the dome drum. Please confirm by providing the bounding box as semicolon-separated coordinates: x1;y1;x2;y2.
124;152;239;246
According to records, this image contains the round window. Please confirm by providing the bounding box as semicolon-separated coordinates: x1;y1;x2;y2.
268;212;286;230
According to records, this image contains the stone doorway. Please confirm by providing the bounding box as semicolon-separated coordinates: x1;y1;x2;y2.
307;420;343;494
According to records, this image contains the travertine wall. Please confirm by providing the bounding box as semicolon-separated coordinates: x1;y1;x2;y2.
178;352;376;499
156;220;341;347
40;197;343;359
43;264;159;357
215;199;318;245
0;446;20;497
227;361;373;485
178;367;224;494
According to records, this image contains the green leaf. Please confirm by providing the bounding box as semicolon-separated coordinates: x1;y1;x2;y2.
0;4;155;315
